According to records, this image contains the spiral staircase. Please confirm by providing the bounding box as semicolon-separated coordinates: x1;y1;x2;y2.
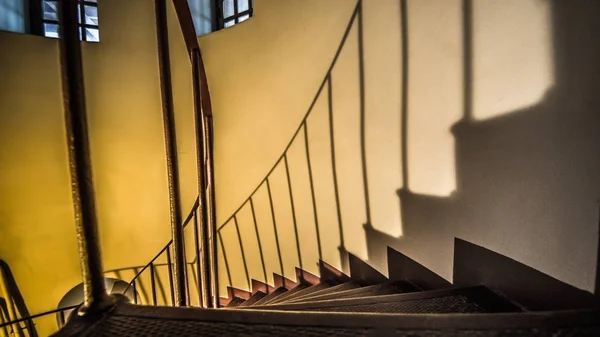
1;0;600;336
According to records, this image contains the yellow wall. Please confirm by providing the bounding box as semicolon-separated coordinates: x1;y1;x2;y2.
0;0;198;333
202;0;599;296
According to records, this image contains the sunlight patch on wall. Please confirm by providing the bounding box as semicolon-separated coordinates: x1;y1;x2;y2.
472;0;554;120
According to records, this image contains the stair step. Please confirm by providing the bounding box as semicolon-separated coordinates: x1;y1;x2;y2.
56;299;600;336
251;279;276;295
225;297;246;308
349;253;388;284
269;280;336;304
227;286;251;300
258;286;523;313
295;267;320;285
248;287;287;307
387;247;452;290
282;281;362;303
273;273;298;289
287;281;419;304
261;284;310;305
237;291;267;308
319;259;351;282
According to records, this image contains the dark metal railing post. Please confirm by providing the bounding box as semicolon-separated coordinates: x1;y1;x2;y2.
132;281;138;304
192;210;204;305
165;246;176;306
150;264;157;305
233;215;250;289
155;0;186;307
57;0;113;315
204;116;219;308
191;49;212;308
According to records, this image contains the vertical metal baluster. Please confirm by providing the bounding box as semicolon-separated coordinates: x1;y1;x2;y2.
192;209;203;306
266;178;284;276
191;49;212;308
181;232;191;306
165;245;175;306
132;281;138;305
154;0;186;307
150;263;157;305
57;0;112;315
249;198;268;283
218;233;233;287
204;116;219;308
284;154;303;269
234;215;250;289
303;123;322;260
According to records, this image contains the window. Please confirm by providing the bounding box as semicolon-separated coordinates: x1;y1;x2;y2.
218;0;252;29
42;0;99;42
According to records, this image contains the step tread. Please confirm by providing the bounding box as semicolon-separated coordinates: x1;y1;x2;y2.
287;281;419;304
269;280;336;304
225;297;246;308
259;286;523;313
248;287;287;307
284;281;362;303
237;291;267;307
56;300;600;337
349;253;388;284
261;284;310;305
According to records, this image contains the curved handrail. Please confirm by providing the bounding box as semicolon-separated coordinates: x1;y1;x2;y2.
172;0;213;117
0;304;78;330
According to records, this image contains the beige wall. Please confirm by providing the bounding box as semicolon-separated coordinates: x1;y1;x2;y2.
0;0;198;333
203;0;599;296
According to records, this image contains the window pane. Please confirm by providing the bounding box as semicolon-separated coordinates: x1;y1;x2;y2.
223;0;234;18
237;0;249;12
85;28;99;42
224;20;234;28
43;23;59;38
43;1;58;21
238;14;250;23
84;5;98;25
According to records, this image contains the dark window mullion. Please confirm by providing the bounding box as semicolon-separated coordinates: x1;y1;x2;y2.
223;9;252;22
79;0;87;41
233;0;239;23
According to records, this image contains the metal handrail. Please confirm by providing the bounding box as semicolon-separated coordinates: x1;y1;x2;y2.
131;0;364;300
0;305;78;332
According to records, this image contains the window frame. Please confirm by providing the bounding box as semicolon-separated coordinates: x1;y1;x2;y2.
215;0;253;30
41;0;99;42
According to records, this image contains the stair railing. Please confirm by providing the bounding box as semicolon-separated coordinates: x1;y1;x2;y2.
171;0;219;309
215;0;364;293
0;304;78;337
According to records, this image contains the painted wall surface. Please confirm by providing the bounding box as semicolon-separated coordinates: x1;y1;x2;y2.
0;0;197;333
202;0;599;296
